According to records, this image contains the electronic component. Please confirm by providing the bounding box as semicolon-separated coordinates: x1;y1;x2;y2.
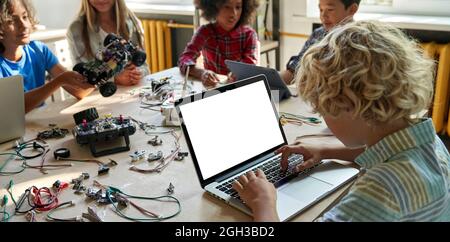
115;194;129;210
148;135;163;146
82;207;103;222
72;173;90;194
147;151;163;162
151;77;171;93
37;126;69;140
107;159;118;167
53;148;71;160
73;184;85;194
167;183;175;195
130;150;146;162
161;102;181;127
25;210;37;222
174;151;189;161
52;180;68;190
1;195;7;207
85;188;115;204
98;165;110;175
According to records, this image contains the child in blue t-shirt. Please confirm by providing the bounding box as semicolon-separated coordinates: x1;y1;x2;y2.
0;0;94;113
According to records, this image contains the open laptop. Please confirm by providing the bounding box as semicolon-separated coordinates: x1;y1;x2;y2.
225;60;294;102
175;74;359;221
0;75;25;143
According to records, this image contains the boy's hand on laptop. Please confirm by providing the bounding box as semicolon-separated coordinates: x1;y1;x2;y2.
233;170;279;222
276;143;323;173
201;70;220;87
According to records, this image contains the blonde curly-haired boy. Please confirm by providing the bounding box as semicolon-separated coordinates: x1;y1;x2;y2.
232;20;450;222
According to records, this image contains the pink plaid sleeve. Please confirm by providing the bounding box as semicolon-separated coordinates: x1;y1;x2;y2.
178;26;208;74
241;29;258;65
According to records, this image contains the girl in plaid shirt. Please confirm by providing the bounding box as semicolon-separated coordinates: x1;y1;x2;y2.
178;0;260;87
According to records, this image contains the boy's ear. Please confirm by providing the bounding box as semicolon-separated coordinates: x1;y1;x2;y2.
348;3;359;15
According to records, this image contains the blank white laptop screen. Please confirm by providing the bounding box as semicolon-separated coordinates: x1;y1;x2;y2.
179;80;285;180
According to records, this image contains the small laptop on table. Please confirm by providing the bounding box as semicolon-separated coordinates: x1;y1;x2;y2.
0;75;25;144
175;74;359;221
225;60;294;102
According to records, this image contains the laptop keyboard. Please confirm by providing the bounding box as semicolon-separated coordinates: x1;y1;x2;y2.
215;154;320;200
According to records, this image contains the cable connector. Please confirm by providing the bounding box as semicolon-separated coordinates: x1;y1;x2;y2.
1;195;8;207
7;180;14;190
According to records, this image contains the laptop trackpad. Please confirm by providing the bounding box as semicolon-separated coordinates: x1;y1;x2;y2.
280;175;333;204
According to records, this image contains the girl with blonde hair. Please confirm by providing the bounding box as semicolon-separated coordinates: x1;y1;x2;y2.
67;0;149;86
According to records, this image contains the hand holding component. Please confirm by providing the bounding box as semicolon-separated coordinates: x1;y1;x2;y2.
115;64;142;86
56;71;92;90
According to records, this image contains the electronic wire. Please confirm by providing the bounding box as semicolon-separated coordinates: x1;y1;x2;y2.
15;141;47;159
279;112;322;126
22;149;72;174
129;131;182;173
129;117;176;135
55;157;105;166
6;180;16;208
1;195;9;222
46;201;83;222
94;181;181;222
14;183;68;214
0;153;26;175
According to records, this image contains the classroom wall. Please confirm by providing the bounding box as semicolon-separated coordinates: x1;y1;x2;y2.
280;0;311;71
33;0;79;29
266;0;450;71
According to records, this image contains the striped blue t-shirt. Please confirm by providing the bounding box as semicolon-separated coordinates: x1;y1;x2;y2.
322;119;450;221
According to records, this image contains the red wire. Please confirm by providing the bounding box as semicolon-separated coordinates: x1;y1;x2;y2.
30;187;57;211
30;183;68;211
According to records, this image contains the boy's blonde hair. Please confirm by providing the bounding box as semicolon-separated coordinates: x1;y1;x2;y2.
297;20;435;124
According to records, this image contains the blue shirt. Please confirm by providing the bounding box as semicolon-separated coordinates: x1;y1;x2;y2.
286;27;327;73
0;41;59;92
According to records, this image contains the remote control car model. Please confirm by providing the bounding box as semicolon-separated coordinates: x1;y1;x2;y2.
73;33;147;97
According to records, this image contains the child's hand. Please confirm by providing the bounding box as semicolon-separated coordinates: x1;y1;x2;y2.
201;70;220;87
58;71;92;90
226;73;237;83
233;170;279;221
115;65;142;86
275;142;324;173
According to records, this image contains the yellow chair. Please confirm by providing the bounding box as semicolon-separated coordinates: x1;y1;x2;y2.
421;43;450;135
